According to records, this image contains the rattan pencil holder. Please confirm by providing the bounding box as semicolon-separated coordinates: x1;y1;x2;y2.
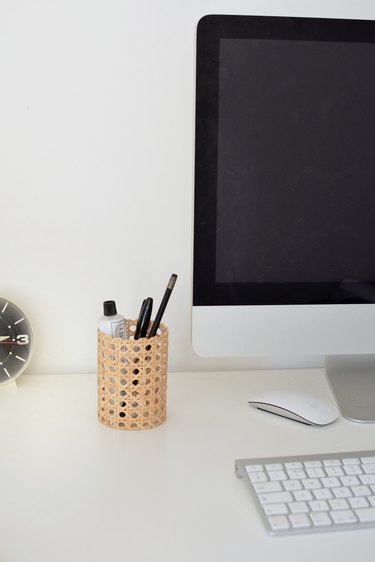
97;320;168;430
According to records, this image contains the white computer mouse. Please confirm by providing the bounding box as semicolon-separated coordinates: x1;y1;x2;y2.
249;390;339;426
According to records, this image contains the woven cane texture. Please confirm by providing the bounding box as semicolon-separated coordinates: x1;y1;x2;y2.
97;320;168;430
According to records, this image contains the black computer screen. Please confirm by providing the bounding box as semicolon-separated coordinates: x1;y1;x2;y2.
194;15;375;305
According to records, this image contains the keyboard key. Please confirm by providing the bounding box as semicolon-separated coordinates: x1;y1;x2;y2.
341;475;360;487
344;465;363;476
245;464;264;472
329;498;349;510
245;464;263;472
352;485;371;497
268;470;287;481
258;491;293;505
265;463;283;471
313;488;333;500
323;459;341;467
289;513;311;528
361;457;375;464
356;507;375;523
283;480;302;491
321;477;340;488
325;466;344;477
333;487;352;499
289;501;309;514
293;490;313;501
310;512;332;527
360;474;375;485
304;461;322;468
330;510;357;525
306;467;325;478
349;497;369;509
287;469;307;480
303;478;321;490
263;503;289;516
309;500;329;512
343;458;360;465
268;515;290;531
285;462;303;469
248;472;268;483
253;481;282;493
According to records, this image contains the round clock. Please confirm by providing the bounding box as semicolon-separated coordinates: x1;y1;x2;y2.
0;297;33;384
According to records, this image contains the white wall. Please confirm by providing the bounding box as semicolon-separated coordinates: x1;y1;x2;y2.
1;0;374;374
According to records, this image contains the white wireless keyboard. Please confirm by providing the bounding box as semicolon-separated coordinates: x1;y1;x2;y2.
235;450;375;536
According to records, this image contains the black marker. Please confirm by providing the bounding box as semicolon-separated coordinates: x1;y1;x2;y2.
148;274;177;338
134;297;153;339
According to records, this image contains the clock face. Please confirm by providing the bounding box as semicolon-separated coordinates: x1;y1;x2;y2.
0;298;33;384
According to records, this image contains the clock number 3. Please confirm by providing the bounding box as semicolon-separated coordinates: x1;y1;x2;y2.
16;335;29;345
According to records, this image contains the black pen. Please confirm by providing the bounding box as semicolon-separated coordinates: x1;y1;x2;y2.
134;297;153;339
148;274;177;338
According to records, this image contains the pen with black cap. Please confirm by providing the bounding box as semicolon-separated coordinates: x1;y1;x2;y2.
148;274;177;338
134;297;153;339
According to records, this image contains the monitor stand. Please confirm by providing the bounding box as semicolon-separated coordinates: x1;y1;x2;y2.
326;355;375;423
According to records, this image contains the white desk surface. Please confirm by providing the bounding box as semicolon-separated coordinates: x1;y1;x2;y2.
1;369;375;562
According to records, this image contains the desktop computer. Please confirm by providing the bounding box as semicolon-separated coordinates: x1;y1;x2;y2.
192;14;375;422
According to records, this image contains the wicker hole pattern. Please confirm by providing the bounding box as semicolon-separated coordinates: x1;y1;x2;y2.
97;320;168;430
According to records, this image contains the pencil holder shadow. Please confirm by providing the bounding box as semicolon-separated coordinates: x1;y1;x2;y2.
97;321;168;430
